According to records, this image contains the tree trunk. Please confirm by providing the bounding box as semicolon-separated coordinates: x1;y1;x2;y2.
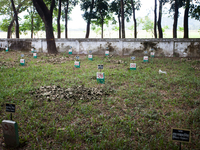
154;0;157;38
184;0;189;38
118;15;121;39
173;0;178;38
158;0;163;38
11;0;19;38
57;0;61;38
131;0;137;38
85;0;94;38
121;0;125;38
101;18;104;39
31;11;34;39
65;0;69;39
7;18;15;39
32;0;57;54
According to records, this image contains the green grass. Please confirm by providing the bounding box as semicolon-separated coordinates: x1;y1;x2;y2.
0;51;200;149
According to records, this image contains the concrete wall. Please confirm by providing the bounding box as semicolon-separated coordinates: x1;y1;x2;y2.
0;38;200;57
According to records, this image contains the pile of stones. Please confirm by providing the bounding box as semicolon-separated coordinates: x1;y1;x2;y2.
30;85;113;102
37;57;73;64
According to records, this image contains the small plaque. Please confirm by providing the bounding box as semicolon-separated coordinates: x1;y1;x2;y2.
75;56;79;60
21;54;24;57
20;59;25;63
131;56;136;60
89;50;92;54
98;65;103;70
172;128;191;143
88;55;93;58
105;51;109;55
144;51;148;54
33;53;37;56
106;47;109;50
144;56;148;60
97;72;104;79
74;61;79;66
130;63;136;68
69;49;72;52
151;52;155;56
6;104;15;113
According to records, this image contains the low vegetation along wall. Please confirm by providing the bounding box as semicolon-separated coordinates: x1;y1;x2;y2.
0;38;200;57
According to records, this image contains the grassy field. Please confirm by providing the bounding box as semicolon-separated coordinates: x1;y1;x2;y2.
0;30;199;38
0;50;200;149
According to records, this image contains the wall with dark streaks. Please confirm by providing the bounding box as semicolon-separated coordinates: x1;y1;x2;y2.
0;38;200;57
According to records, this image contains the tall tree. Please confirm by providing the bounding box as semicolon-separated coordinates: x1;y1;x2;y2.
110;0;121;38
173;0;178;38
157;0;169;38
0;0;27;38
183;0;190;38
80;0;95;38
63;0;78;38
110;0;132;38
121;0;125;38
154;0;157;38
130;0;141;38
32;0;57;54
11;0;19;38
92;0;110;39
86;0;95;38
57;0;61;38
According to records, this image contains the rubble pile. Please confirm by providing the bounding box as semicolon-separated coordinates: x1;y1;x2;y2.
37;57;73;64
30;85;113;102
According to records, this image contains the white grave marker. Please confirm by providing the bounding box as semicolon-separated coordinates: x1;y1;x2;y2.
2;120;19;147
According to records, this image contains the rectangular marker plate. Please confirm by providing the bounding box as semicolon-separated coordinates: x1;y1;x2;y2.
98;65;103;70
151;52;155;56
105;51;109;55
6;104;15;113
131;56;136;60
130;63;136;68
20;59;25;63
74;61;79;66
76;56;79;60
172;128;191;143
144;56;148;60
88;55;93;58
97;72;104;79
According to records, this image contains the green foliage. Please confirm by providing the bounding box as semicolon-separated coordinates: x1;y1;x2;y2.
141;16;154;37
91;25;102;36
189;2;200;21
112;26;119;31
178;26;184;32
0;18;14;32
162;25;169;33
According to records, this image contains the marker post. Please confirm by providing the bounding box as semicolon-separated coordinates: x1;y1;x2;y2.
6;104;15;120
97;65;104;84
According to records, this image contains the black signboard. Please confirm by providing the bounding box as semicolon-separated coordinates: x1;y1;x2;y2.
98;65;103;70
6;104;15;113
172;128;191;143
